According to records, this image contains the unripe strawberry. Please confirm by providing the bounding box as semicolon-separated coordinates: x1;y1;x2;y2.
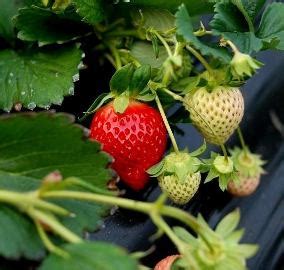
228;175;260;196
158;172;201;205
227;147;265;197
154;255;180;270
148;151;202;205
184;86;244;145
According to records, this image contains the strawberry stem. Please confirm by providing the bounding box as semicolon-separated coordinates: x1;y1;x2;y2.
154;94;179;153
153;31;173;57
162;88;184;102
34;219;70;258
108;45;122;69
220;144;228;159
225;40;239;54
150;213;199;270
27;208;82;244
237;126;247;151
186;45;214;76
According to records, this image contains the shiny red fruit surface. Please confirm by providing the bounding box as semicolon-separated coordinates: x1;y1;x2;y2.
90;101;167;190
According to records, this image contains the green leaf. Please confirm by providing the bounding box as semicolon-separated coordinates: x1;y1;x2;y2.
0;205;44;260
147;158;165;176
79;92;113;121
0;112;111;239
0;45;82;111
0;0;25;42
257;3;284;50
190;140;206;157
72;0;105;25
130;42;168;68
113;93;130;114
118;0;213;16
209;1;262;53
173;226;198;248
132;8;175;32
129;65;151;95
235;244;259;258
236;0;266;21
110;64;135;94
15;6;90;45
40;241;138;270
216;209;240;238
175;5;230;62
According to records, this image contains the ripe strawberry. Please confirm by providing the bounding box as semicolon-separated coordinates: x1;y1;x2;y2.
89;101;167;191
184;86;244;145
148;151;202;204
227;147;265;197
154;255;180;270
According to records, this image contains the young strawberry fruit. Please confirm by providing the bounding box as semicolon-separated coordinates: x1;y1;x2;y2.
183;86;244;145
90;101;167;191
154;255;180;270
148;150;202;205
227;147;265;197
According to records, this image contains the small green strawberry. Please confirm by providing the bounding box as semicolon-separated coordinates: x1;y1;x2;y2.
173;209;258;270
202;152;238;191
183;86;244;145
148;148;204;205
227;147;265;197
230;51;263;79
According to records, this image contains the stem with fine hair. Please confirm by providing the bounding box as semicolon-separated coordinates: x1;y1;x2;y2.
186;45;214;76
220;144;228;159
35;219;69;258
154;94;179;153
237;126;246;149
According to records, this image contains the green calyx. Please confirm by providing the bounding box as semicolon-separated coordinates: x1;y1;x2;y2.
174;209;258;270
202;152;238;191
229;147;266;178
147;150;202;183
230;51;263;79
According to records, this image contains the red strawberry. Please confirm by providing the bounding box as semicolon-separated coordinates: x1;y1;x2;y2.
90;101;167;191
154;255;180;270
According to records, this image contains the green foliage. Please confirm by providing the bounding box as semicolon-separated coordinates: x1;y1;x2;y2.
0;206;44;260
0;112;112;258
0;0;25;42
0;45;81;111
132;8;175;32
210;1;284;53
72;0;105;25
117;0;213;15
257;3;284;50
175;5;230;62
15;6;90;44
110;64;135;95
131;42;168;68
40;241;138;270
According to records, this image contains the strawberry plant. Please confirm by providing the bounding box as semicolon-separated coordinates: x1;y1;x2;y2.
0;0;283;269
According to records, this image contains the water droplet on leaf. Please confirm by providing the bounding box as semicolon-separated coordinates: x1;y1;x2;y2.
27;102;36;110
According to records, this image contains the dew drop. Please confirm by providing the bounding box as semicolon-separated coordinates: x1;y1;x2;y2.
77;62;86;70
68;87;74;95
72;73;79;82
27;102;36;110
55;72;59;77
8;79;12;84
9;72;14;77
21;91;26;95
